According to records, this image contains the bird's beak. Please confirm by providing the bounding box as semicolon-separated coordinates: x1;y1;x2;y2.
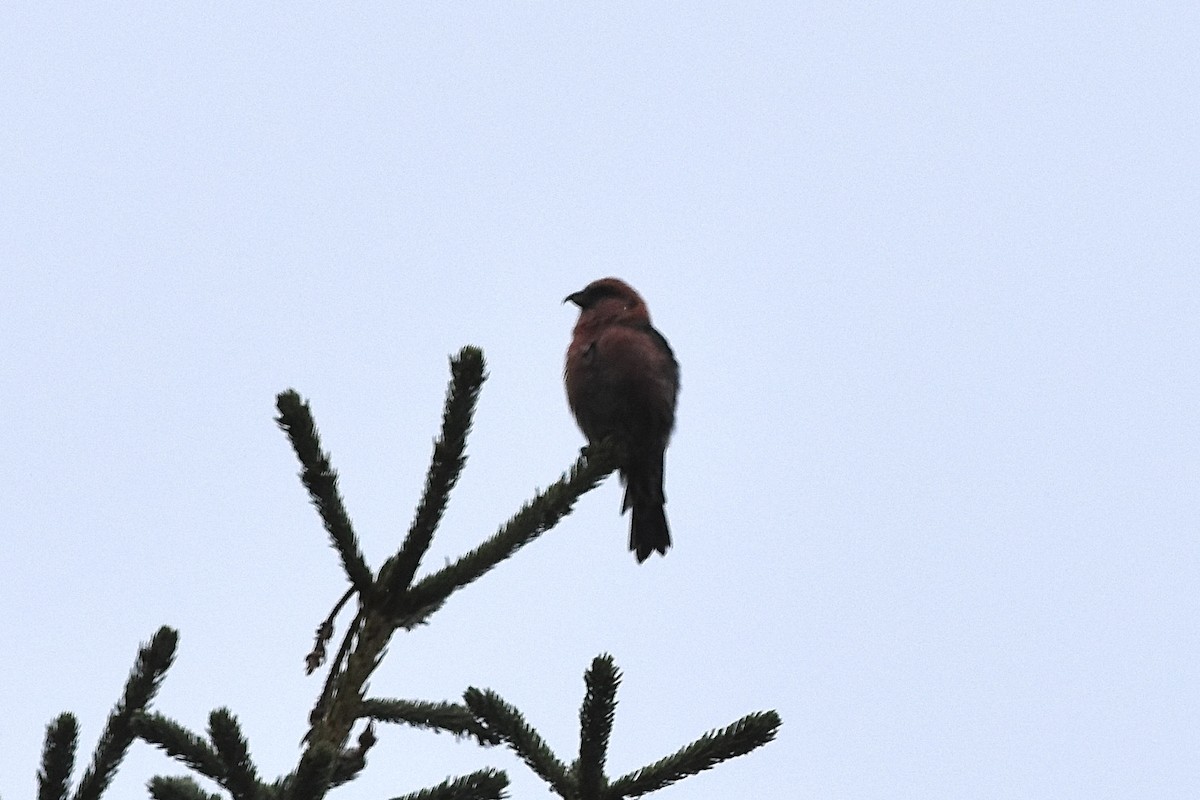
564;290;584;307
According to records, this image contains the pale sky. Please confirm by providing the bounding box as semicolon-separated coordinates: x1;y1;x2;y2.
3;4;1198;799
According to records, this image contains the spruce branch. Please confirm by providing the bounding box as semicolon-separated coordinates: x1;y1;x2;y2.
462;688;573;797
207;709;261;800
275;389;374;597
146;776;223;800
32;351;782;800
308;607;366;737
294;353;622;754
607;710;782;798
384;346;486;600
578;655;620;800
327;723;376;787
360;698;500;746
395;442;621;623
133;712;224;781
387;768;509;800
468;656;781;799
38;713;78;800
74;626;178;800
306;587;355;675
305;610;391;751
285;742;337;800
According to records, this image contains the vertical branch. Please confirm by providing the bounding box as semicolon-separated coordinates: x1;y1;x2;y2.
577;655;620;800
276;390;374;597
38;713;79;800
383;346;486;602
286;742;337;800
207;709;261;800
306;611;393;751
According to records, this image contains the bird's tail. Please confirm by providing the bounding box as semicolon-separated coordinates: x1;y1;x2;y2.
629;500;670;562
621;452;671;563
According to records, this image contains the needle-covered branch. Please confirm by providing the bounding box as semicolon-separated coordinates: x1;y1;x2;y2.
133;712;224;782
462;688;574;797
360;698;500;746
468;655;782;800
146;776;223;800
35;347;780;800
276;390;374;597
578;655;620;800
326;723;376;787
73;626;178;800
291;350;623;755
384;346;486;597
207;709;261;800
607;710;782;798
285;742;337;800
38;713;78;800
387;768;509;800
392;442;621;625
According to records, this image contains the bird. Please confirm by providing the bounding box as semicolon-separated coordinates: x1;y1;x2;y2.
563;278;679;562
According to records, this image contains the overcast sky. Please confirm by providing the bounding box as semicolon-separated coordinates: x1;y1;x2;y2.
3;4;1197;799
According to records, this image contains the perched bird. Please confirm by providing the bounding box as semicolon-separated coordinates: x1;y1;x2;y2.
564;278;679;562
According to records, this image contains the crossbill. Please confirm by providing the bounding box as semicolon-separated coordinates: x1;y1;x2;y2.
564;278;679;562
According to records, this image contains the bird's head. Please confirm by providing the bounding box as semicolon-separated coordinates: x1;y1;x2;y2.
565;277;650;324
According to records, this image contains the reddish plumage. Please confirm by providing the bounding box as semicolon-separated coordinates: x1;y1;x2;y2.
564;278;679;562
